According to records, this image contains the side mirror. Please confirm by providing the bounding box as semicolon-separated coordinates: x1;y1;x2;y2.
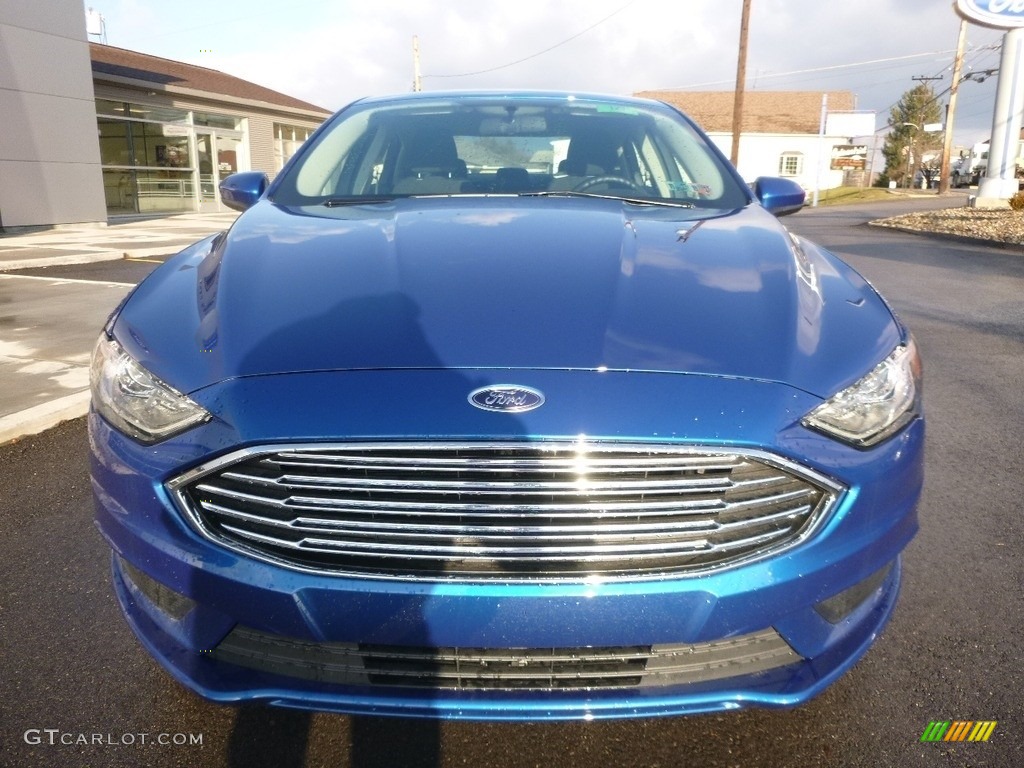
752;176;806;217
219;172;269;212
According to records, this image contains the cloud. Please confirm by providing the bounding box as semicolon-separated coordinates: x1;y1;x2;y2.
101;0;1007;144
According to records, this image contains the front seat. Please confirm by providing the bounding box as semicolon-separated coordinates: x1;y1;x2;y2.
392;132;467;194
550;131;623;190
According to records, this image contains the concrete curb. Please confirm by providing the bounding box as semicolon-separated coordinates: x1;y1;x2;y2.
0;390;90;446
0;245;202;272
0;250;125;272
866;221;1024;251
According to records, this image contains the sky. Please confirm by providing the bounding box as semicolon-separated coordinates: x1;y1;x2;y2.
85;0;1009;148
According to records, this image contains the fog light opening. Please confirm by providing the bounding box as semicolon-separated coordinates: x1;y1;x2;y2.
118;556;196;620
814;563;893;624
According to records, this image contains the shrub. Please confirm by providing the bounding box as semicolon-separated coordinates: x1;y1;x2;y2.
1009;191;1024;211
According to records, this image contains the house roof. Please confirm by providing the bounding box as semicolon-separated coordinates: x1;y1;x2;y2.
90;44;332;116
636;90;856;134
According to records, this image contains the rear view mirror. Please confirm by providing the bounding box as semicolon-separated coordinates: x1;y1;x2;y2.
752;176;806;217
479;116;548;136
219;172;269;212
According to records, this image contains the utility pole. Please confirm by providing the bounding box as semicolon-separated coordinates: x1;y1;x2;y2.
412;35;422;92
939;19;967;195
730;0;752;167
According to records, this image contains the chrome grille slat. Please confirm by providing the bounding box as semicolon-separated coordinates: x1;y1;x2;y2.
199;500;722;535
199;498;812;539
196;482;815;520
173;442;841;580
196;483;730;516
287;495;727;515
220;470;735;496
266;451;744;471
220;523;719;557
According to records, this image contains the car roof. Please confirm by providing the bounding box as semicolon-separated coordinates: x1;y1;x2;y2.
347;90;672;110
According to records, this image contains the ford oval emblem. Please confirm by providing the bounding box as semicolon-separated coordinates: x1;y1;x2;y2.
955;0;1024;28
469;385;545;413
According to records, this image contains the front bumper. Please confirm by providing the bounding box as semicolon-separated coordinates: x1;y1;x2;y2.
89;369;923;720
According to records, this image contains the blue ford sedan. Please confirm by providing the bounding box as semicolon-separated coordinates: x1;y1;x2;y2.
89;91;923;720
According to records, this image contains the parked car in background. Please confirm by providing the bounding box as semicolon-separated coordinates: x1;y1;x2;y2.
90;91;923;720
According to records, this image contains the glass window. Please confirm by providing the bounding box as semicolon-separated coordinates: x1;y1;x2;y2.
779;153;803;176
101;168;135;214
272;95;748;209
274;123;315;171
97;119;189;168
140;123;192;169
127;104;189;123
134;169;194;212
195;112;240;130
101;168;194;214
96;100;189;124
98;118;132;166
97;112;196;214
96;99;128;116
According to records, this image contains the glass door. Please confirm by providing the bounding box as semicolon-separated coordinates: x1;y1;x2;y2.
215;134;242;206
195;130;245;212
195;131;218;213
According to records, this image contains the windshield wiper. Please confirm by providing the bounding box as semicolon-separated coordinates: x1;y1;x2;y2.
519;191;695;208
323;196;396;207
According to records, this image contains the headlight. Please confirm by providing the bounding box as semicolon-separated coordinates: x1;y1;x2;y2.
803;339;921;448
90;334;210;443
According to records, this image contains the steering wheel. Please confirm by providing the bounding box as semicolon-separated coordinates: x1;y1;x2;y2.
572;175;642;193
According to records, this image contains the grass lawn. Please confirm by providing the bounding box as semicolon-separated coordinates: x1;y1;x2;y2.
811;187;908;206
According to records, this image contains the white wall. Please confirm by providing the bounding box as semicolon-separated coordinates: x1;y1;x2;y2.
706;132;851;190
0;0;106;228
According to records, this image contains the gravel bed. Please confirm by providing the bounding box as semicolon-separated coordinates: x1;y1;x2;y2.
872;206;1024;246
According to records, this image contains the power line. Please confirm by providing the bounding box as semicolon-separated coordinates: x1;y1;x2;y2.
865;40;1001;135
879;53;999;127
771;43;998;98
661;50;967;91
422;1;636;79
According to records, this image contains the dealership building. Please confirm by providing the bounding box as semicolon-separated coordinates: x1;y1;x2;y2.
1;0;330;230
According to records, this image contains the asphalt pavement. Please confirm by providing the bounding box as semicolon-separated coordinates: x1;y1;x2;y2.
0;212;237;444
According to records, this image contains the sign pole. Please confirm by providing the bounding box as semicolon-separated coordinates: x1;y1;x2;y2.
955;0;1024;203
812;94;827;207
976;27;1024;202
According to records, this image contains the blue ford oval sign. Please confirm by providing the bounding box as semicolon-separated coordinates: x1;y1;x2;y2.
469;385;545;413
956;0;1024;28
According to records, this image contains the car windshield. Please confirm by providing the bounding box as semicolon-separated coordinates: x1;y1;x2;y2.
270;94;750;210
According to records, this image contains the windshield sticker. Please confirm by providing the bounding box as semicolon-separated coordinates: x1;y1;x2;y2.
668;181;712;197
595;105;640;115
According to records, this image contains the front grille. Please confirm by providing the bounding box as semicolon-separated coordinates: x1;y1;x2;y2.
170;442;840;580
213;625;802;690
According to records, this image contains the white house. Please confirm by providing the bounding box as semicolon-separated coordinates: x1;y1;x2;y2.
635;90;874;191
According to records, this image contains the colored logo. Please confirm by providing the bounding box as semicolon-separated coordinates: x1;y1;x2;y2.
468;385;545;413
955;0;1024;29
920;721;997;742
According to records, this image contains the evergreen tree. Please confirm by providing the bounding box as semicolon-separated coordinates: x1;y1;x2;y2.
881;84;943;188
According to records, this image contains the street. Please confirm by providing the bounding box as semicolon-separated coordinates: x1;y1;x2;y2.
0;196;1021;768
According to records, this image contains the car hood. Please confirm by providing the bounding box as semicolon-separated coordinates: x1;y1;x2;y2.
115;197;901;399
